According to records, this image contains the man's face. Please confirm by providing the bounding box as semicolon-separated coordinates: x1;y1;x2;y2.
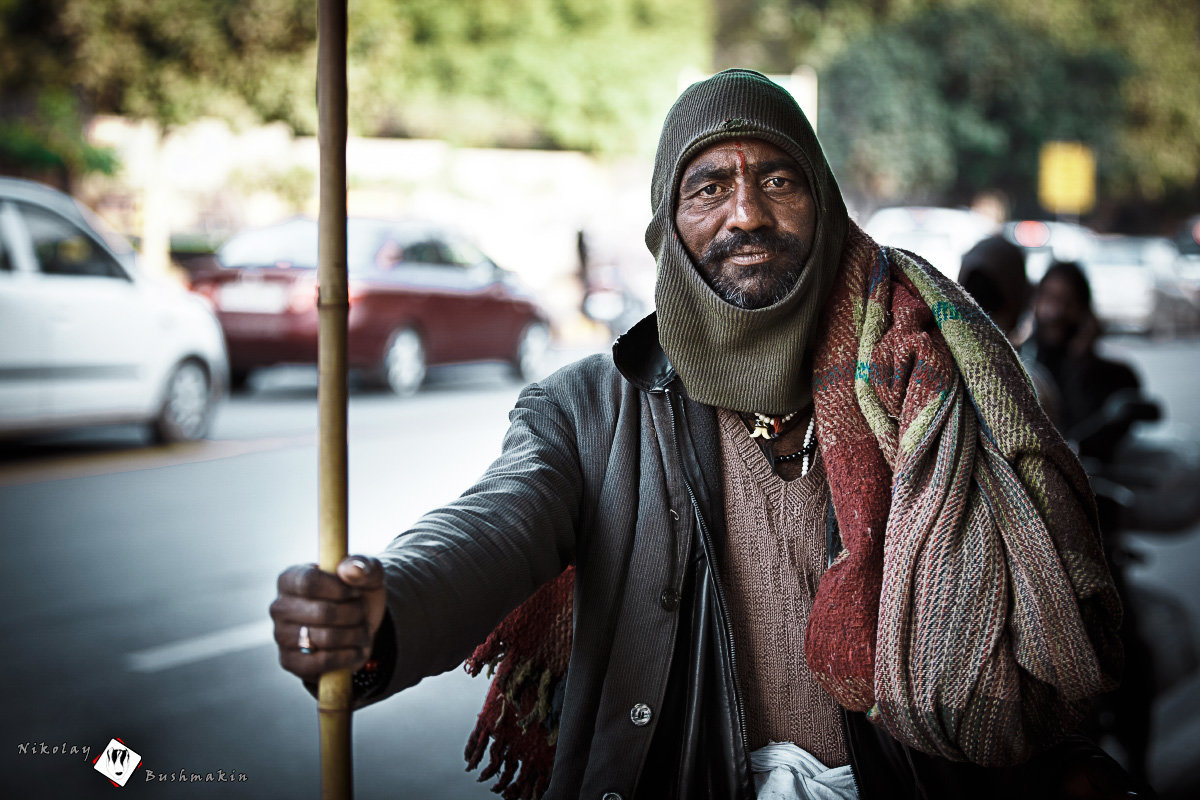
674;138;817;309
1034;274;1085;346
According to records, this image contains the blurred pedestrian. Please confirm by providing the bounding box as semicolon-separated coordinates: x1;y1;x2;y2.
271;71;1127;800
958;235;1029;338
1022;260;1141;461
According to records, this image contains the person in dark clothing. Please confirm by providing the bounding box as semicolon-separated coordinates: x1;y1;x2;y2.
269;71;1131;799
1022;260;1141;461
958;235;1030;338
1023;261;1157;786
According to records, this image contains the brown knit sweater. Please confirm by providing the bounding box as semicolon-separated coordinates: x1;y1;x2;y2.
716;408;849;767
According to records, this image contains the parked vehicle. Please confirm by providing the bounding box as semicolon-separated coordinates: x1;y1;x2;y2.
1153;215;1200;335
189;217;550;394
1082;236;1177;334
862;206;998;278
0;178;228;442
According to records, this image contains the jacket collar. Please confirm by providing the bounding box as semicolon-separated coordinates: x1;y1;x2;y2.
612;313;678;393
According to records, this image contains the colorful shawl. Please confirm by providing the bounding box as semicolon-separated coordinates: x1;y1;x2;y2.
463;223;1121;795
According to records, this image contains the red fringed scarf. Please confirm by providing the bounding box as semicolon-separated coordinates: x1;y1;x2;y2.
465;567;574;799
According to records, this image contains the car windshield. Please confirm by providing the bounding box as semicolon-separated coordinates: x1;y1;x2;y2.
218;218;432;272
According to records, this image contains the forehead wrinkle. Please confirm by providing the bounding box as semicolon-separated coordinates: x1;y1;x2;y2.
748;157;803;178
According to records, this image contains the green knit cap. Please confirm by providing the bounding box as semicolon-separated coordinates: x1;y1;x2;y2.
646;68;849;414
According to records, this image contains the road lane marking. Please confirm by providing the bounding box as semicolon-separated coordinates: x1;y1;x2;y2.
126;621;274;673
0;435;316;487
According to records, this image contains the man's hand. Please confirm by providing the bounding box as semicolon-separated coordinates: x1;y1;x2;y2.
270;555;387;681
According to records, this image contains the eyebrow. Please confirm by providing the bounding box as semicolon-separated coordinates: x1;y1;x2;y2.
679;157;804;194
680;164;735;193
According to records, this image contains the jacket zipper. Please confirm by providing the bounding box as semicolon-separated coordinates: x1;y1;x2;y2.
839;709;866;800
663;387;752;761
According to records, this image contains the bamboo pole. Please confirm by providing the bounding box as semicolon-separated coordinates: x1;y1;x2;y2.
316;0;352;798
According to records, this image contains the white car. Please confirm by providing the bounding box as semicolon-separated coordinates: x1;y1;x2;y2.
0;178;228;442
1084;236;1178;334
862;206;998;278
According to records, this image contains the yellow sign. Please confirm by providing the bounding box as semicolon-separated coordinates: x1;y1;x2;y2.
1039;141;1095;215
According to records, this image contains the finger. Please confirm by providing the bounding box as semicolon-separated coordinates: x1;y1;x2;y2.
279;646;371;681
336;555;383;590
277;564;363;601
274;623;371;653
269;595;365;627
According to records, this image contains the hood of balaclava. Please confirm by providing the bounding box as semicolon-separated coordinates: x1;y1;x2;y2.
646;68;849;415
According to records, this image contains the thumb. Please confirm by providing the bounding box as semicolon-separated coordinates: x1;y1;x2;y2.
336;555;384;590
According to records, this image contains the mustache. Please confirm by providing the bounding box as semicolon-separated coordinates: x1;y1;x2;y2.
699;229;809;269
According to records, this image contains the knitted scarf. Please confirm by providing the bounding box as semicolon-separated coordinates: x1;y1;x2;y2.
463;225;1121;795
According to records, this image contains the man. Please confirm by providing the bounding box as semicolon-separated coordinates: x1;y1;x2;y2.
271;70;1124;799
1022;260;1141;461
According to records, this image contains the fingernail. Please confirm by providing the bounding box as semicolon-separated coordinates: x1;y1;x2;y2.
348;557;369;573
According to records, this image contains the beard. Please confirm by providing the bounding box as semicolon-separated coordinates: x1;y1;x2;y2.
698;229;810;309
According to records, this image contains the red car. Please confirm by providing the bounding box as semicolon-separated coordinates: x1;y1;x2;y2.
190;217;550;394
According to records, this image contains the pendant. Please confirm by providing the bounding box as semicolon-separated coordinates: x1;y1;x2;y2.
749;413;780;440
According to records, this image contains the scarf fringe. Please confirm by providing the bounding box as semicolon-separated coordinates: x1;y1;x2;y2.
463;566;573;800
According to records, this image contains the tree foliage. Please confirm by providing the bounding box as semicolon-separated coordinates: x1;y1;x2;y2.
0;0;318;185
0;0;709;178
819;7;1126;209
983;0;1200;201
714;0;1199;210
0;0;318;129
345;0;710;154
1;0;1192;212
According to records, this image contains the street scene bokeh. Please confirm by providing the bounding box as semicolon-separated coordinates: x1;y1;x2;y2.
2;1;1198;798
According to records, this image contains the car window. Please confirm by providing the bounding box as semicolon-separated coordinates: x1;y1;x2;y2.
442;239;489;269
219;218;319;269
19;203;127;279
402;240;452;266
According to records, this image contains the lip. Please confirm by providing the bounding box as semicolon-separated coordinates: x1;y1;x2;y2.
724;249;775;266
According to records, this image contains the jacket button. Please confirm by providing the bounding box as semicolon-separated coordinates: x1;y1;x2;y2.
630;703;652;726
602;794;623;800
660;588;681;611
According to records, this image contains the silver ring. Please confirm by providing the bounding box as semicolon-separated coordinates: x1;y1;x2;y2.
298;625;313;654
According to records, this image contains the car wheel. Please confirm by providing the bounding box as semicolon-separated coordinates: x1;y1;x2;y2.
512;322;551;382
382;328;426;396
152;359;214;443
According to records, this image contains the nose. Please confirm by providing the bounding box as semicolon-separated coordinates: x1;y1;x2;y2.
728;181;773;233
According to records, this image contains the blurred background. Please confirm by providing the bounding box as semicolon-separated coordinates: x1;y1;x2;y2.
1;1;1197;797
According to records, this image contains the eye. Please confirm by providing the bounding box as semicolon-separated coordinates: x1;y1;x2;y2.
764;176;790;189
699;184;721;196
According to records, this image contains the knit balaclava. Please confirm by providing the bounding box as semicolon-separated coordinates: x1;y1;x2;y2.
647;68;849;415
